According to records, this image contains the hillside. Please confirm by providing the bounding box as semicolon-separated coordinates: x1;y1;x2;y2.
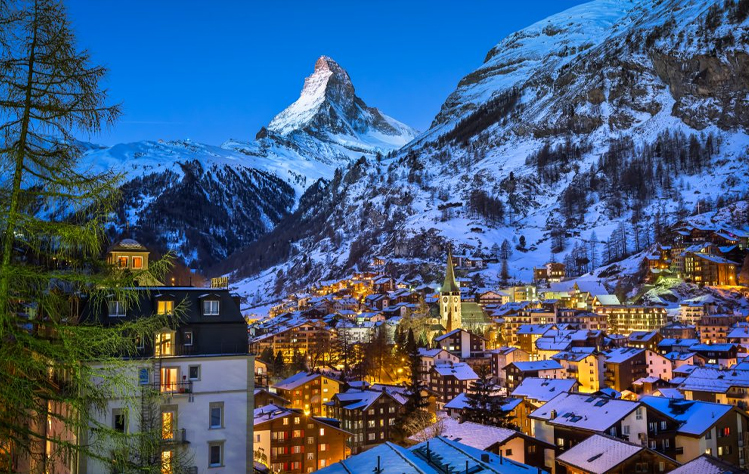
226;0;749;314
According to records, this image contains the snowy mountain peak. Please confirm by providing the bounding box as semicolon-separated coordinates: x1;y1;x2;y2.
266;55;417;148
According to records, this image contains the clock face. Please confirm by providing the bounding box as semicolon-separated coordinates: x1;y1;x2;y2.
442;296;448;303
453;297;459;303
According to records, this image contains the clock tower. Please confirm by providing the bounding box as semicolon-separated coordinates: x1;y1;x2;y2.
439;251;462;332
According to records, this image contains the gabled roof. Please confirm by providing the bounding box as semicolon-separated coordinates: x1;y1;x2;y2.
668;454;746;474
508;360;563;372
640;396;734;437
408;418;525;450
530;392;640;432
557;434;672;474
432;362;478;380
274;371;338;391
604;347;645;364
594;294;621;306
679;367;749;393
511;377;577;402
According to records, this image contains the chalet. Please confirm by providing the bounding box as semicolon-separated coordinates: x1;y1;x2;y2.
408;418;554;471
453;253;485;269
255;388;290;409
417;348;459;385
689;343;738;367
645;350;673;382
434;328;486;360
326;387;406;454
511;377;578;407
603;348;648;392
504;360;566;393
253;404;350;473
429;362;478;406
632;377;672;396
628;331;663;351
489;347;529;386
442;393;535;436
657;338;700;355
641;396;749;468
552;350;605;393
533;262;566;283
530;393;647;452
699;314;747;344
516;324;556;355
274;372;342;417
660;322;697;340
477;290;510;306
727;325;749;345
678;367;749;410
556;434;679;474
683;251;739;286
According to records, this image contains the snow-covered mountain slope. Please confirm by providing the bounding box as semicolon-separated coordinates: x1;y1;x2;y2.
85;56;415;269
226;0;749;314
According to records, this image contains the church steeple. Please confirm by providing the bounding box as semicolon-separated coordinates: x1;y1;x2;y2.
439;250;462;332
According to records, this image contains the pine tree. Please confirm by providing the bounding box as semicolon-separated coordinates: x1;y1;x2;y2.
0;1;175;469
463;364;514;428
393;341;432;440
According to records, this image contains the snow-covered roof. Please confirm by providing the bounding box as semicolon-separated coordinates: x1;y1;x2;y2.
594;294;621;306
653;388;684;400
254;404;292;425
516;324;555;335
604;347;644;364
678;367;749;394
273;371;336;390
535;338;571;351
333;389;392;411
509;360;563;372
557;435;645;474
511;377;577;402
408;418;520;450
668;454;746;474
641;396;733;436
434;328;463;341
530;393;639;432
727;326;749;339
628;331;659;342
433;362;478;380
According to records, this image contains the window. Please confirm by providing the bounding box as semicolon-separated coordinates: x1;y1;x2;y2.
528;445;536;454
320;444;327;452
209;403;224;429
718;447;724;456
283;418;289;426
663;439;669;448
319;428;325;436
113;409;127;433
160;367;178;393
155;331;174;357
660;421;667;430
162;411;175;440
135;335;144;350
292;430;303;438
208;442;223;468
319;460;327;468
203;300;220;316
157;300;174;315
368;433;376;441
188;365;200;380
131;256;143;269
306;453;314;460
108;301;126;318
505;449;513;456
292;446;303;454
161;450;172;474
291;462;301;470
556;437;564;447
294;417;300;424
706;448;712;455
117;256;128;268
706;430;711;440
636;408;643;420
307;437;314;445
184;331;193;347
622;425;630;435
722;427;730;437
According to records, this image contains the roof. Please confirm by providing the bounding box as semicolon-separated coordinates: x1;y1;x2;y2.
333;389;390;411
434;328;463;341
516;324;555;335
530;393;639;432
557;435;655;474
690;343;736;353
433;362;478;381
274;371;336;391
628;331;658;342
604;347;644;364
668;454;746;474
511;377;577;402
594;294;621;306
316;437;537;474
693;253;739;265
440;252;460;294
444;393;522;413
253;404;291;425
108;238;148;251
641;396;733;436
408;418;521;450
508;360;563;372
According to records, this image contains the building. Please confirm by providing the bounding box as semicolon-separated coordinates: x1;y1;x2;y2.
669;454;746;474
315;436;543;474
434;328;486;359
490;347;530;387
255;388;290;409
511;377;578;407
417;348;459;385
683;251;739;286
556;434;678;474
678;367;749;409
603;348;647;392
552;350;605;393
429;362;478;405
627;331;662;351
533;262;566;283
82;279;254;474
326;387;406;454
698;314;747;344
438;252;462;332
273;372;341;417
442;393;534;435
253;404;350;473
504;360;566;393
251;313;332;362
641;396;749;468
596;305;667;336
689;344;738;367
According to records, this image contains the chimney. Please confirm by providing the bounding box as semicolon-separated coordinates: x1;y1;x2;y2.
550;409;557;420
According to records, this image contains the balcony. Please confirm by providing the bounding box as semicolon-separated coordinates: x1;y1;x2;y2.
159;380;193;394
164;428;189;445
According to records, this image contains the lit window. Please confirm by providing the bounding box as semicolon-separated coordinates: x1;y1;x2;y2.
157;300;174;315
155;331;174;357
161;450;173;474
161;412;174;440
117;256;128;268
131;256;143;269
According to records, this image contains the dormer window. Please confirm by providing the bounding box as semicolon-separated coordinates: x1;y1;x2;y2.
131;256;143;269
155;330;175;357
108;301;126;318
203;300;219;316
157;300;174;315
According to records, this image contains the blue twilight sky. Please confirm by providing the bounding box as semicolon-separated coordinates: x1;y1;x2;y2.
65;1;589;146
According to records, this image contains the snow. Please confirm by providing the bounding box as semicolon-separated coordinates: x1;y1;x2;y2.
557;434;643;474
408;418;518;450
530;392;640;432
669;455;743;474
510;360;563;372
640;395;733;436
511;377;577;402
433;362;478;381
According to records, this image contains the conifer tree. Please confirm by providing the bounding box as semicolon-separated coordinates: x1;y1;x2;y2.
0;0;175;470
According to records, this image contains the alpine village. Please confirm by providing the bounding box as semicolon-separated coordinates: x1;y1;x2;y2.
3;1;749;474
